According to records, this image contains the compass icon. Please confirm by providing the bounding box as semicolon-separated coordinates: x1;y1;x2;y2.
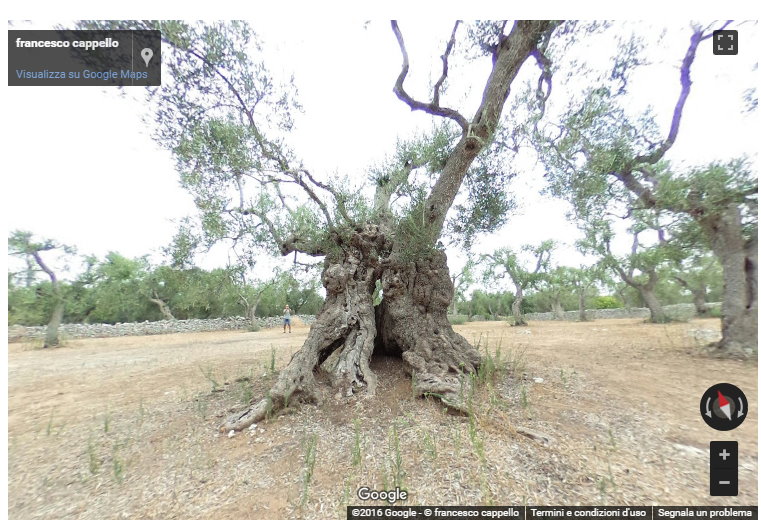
700;383;748;431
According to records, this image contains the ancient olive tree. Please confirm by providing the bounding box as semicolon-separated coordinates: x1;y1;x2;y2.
657;161;757;353
140;266;177;321
546;264;605;322
450;258;476;316
8;231;75;347
578;216;679;324
224;264;275;329
481;241;555;325
85;20;560;430
668;253;722;317
567;266;604;322
535;22;757;354
537;266;575;319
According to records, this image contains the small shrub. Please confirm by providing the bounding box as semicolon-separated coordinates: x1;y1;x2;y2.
520;384;530;409
448;314;467;325
199;365;221;392
593;296;623;309
236;380;253;405
195;397;209;419
467;414;486;467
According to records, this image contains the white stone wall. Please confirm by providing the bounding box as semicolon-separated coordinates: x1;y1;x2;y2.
9;314;317;341
523;303;721;321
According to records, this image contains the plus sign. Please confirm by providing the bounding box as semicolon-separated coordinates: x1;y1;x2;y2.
720;449;731;461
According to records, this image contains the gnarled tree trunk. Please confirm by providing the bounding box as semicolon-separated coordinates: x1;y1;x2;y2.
706;205;757;356
578;290;589;322
378;250;480;410
673;276;709;317
512;284;527;326
221;231;481;432
220;19;555;431
45;300;64;348
550;297;564;320
149;293;175;320
615;264;667;324
692;286;708;316
29;249;65;348
221;227;384;432
640;286;667;323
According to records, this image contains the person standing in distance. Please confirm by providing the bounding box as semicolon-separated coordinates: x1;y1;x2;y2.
283;304;292;333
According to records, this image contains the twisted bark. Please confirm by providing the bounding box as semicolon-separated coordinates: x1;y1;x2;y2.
378;250;481;411
221;231;481;431
220;20;557;430
221;226;385;432
703;205;758;356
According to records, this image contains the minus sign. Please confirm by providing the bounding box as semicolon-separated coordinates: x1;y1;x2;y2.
719;481;731;485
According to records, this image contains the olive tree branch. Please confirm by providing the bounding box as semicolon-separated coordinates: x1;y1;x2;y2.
391;21;469;132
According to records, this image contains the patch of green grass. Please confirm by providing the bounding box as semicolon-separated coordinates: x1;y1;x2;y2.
607;428;618;450
46;409;56;436
195;396;209;420
504;344;528;380
340;478;353;518
240;384;253;405
467;414;486;467
262;347;278;377
559;368;569;389
475;338;505;387
452;423;462;455
199;365;221;392
103;409;111;434
300;434;318;506
597;462;617;505
112;447;125;483
422;430;437;461
388;422;406;489
352;418;363;468
87;438;101;475
520;384;530;410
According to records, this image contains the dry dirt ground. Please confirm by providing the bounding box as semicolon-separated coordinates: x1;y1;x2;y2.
7;317;758;519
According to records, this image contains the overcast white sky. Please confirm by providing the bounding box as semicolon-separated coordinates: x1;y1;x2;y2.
3;11;759;294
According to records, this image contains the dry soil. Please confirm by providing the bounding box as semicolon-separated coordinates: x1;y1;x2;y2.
7;317;758;519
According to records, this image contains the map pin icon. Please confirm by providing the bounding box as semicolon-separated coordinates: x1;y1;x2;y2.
141;48;154;67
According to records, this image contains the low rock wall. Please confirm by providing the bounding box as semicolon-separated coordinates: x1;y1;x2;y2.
9;314;317;341
524;303;720;321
